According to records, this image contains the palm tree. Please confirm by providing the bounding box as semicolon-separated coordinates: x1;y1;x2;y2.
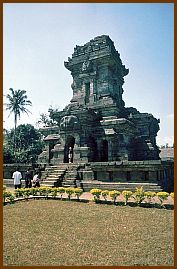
5;88;32;149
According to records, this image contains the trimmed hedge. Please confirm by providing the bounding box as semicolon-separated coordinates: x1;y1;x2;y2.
3;186;174;209
89;187;172;208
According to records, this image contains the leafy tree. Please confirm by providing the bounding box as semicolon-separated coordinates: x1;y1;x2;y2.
48;106;60;125
3;124;44;163
37;113;51;127
5;88;32;148
37;106;59;127
3;143;15;163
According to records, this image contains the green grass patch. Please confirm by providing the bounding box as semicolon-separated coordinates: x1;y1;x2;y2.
3;200;174;266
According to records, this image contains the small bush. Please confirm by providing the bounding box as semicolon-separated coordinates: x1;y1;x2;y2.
157;192;169;207
14;189;23;198
14;188;30;199
133;186;145;205
3;191;9;203
101;190;109;201
74;188;83;200
122;190;133;205
38;187;48;196
3;191;15;204
109;190;121;204
30;188;39;196
38;186;52;198
170;192;174;200
144;191;156;203
65;188;75;200
8;193;15;204
57;187;66;199
90;189;102;202
51;187;58;199
3;185;6;191
45;187;52;198
23;188;31;198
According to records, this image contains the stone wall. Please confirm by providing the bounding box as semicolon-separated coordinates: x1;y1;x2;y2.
86;160;174;192
3;163;45;179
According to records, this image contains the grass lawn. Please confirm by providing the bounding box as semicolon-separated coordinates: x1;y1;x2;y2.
3;199;174;266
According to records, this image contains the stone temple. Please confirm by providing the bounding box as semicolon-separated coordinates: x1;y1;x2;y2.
38;35;173;192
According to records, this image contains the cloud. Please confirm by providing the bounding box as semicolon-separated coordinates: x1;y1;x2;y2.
156;135;174;147
166;113;174;120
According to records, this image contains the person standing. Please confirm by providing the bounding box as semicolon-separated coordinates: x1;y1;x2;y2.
68;147;73;163
25;169;32;188
12;166;22;189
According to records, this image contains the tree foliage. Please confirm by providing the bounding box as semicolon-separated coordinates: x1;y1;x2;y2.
3;124;44;164
5;88;32;148
37;106;59;127
48;106;60;125
37;113;51;127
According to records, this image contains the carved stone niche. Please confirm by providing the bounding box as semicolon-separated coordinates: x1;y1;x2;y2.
60;115;80;131
81;58;93;73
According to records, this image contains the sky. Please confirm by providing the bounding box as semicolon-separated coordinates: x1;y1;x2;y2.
3;3;174;146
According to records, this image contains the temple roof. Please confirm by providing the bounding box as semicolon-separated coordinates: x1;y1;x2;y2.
44;134;60;141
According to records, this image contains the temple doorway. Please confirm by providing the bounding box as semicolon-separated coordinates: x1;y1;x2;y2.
49;142;55;163
101;140;108;162
87;136;98;162
64;135;75;163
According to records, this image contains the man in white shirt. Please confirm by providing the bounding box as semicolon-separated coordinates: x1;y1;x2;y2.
12;167;22;189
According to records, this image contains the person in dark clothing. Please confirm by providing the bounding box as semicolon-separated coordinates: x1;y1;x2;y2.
25;169;32;188
37;168;42;179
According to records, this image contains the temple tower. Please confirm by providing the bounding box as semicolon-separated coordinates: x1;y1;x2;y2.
64;35;129;117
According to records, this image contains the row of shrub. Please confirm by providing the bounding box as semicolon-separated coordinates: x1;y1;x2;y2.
3;186;83;204
90;187;174;207
3;185;174;208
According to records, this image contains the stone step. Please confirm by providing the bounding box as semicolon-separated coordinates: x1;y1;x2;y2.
44;178;59;182
65;172;77;174
40;184;55;188
43;165;67;186
64;177;78;180
50;169;66;172
40;181;56;187
63;180;76;184
49;171;66;174
62;184;76;188
47;175;61;179
41;180;55;186
81;181;163;192
46;173;65;177
46;175;65;180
